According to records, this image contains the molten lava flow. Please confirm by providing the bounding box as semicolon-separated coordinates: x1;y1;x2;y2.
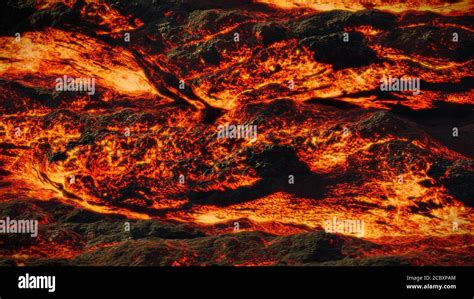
0;29;158;98
0;0;473;265
255;0;473;15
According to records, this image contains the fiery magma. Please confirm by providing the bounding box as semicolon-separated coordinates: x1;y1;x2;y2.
0;0;473;265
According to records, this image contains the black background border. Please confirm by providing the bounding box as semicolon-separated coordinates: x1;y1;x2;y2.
0;266;472;298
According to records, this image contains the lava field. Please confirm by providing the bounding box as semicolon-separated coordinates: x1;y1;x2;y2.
0;0;473;266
